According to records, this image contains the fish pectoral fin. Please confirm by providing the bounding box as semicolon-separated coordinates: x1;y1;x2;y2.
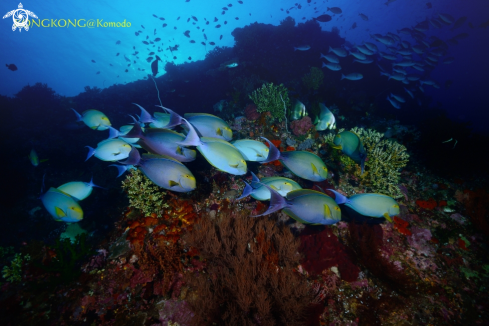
324;204;332;219
383;212;393;223
113;151;121;156
216;128;223;136
331;144;342;150
176;146;183;155
270;185;279;191
55;206;67;218
311;163;319;175
229;163;239;168
169;180;180;187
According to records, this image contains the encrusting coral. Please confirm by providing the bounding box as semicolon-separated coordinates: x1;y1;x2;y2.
249;82;290;122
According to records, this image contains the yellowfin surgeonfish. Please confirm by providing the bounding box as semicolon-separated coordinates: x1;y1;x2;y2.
231;139;269;162
256;185;341;225
328;189;399;222
332;131;367;174
41;187;83;222
85;139;132;162
57;178;102;201
261;138;328;182
315;103;336;131
183;113;233;141
111;149;196;192
238;171;302;201
72;109;111;130
178;119;247;175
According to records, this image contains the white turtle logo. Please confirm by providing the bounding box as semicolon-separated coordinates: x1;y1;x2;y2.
3;3;38;32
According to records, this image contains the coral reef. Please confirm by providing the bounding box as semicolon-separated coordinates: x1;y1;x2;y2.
244;103;260;120
351;127;410;198
249;83;290;122
184;207;314;326
290;116;314;136
121;169;169;217
2;252;29;283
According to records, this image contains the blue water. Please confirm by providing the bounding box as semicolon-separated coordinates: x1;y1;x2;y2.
1;0;488;131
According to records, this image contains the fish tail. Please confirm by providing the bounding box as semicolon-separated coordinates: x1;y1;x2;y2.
108;126;120;139
109;164;128;178
85;146;96;161
177;119;202;147
236;181;254;200
71;108;82;122
341;74;346;80
253;184;287;217
327;189;348;205
124;121;144;139
119;147;140;165
260;137;281;163
133;103;153;124
250;171;260;184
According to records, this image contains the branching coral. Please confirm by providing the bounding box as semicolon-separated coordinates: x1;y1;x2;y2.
121;169;169;217
351;127;409;198
302;67;324;91
249;83;290;122
2;253;29;283
184;207;314;326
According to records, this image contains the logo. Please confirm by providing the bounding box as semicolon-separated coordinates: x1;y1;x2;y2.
3;3;38;32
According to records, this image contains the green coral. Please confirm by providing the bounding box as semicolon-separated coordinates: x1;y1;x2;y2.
325;128;409;198
302;67;324;90
351;127;409;198
2;253;30;283
249;83;290;122
121;169;169;217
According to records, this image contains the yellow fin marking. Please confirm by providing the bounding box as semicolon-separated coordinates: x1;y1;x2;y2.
324;204;332;219
383;212;393;223
55;207;67;218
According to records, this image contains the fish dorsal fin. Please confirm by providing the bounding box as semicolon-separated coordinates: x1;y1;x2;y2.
142;153;183;164
169;180;180;187
184;113;220;119
55;207;67;218
286;189;325;200
201;137;238;150
311;163;319;175
324;204;332;219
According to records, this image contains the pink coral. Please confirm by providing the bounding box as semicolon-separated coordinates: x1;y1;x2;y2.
407;227;434;256
290;116;313;136
244;103;260;120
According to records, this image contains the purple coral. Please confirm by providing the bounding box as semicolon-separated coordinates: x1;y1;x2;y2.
290;116;313;136
153;300;194;326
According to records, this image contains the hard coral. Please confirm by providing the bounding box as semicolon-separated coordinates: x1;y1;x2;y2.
350;127;410;198
249;82;290;122
290;116;313;136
